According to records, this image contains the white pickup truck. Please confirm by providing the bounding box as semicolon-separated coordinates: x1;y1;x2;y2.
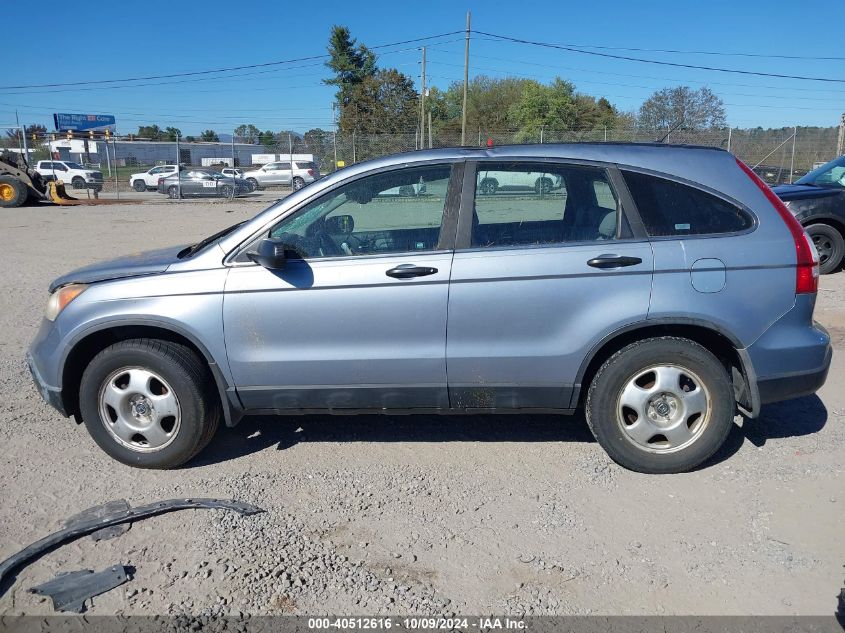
35;160;103;191
129;165;180;192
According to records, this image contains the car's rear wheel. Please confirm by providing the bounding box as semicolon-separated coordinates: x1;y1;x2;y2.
585;337;735;474
71;176;85;189
133;180;147;192
806;223;844;275
292;176;305;191
167;185;180;199
79;339;219;469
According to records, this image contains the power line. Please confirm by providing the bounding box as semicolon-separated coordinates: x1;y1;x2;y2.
3;31;464;90
473;30;845;83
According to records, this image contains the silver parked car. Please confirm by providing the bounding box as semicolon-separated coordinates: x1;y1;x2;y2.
243;160;319;191
27;144;831;472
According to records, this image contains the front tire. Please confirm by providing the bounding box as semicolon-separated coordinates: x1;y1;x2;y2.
585;337;735;474
219;185;233;198
71;176;85;189
0;176;27;208
167;185;181;199
806;223;844;275
246;178;259;191
79;339;219;469
133;180;147;192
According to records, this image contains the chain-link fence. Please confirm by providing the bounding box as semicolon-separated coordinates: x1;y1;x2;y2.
2;124;841;200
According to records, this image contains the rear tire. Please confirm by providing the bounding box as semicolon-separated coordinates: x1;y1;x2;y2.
0;176;27;208
292;176;305;191
479;178;498;195
806;223;844;275
585;337;735;474
168;185;181;199
535;177;553;195
133;180;147;192
79;339;220;469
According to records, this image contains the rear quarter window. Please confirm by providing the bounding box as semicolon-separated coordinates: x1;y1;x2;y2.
623;170;753;237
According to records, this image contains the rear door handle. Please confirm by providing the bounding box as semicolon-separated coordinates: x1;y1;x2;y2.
587;254;643;269
385;264;439;279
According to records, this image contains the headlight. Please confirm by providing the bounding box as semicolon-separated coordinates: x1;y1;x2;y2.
45;284;87;321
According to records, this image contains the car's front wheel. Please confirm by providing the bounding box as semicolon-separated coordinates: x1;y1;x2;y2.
246;178;259;191
133;180;147;192
805;223;844;275
79;339;220;469
71;176;85;189
585;337;734;474
167;185;181;199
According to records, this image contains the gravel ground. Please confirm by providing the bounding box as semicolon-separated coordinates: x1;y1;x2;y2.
0;199;842;617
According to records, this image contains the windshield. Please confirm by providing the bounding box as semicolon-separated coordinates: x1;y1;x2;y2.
64;162;84;170
796;155;845;188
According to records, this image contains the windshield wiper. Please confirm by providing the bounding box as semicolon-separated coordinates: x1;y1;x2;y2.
181;221;245;258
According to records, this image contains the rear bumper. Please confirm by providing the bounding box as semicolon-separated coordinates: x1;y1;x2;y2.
741;294;832;416
756;345;832;405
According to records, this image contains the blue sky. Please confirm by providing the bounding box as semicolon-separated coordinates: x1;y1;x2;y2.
2;0;842;135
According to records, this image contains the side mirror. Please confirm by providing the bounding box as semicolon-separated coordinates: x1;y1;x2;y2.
246;238;291;270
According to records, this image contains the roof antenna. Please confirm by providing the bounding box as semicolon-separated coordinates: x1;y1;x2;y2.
656;119;685;143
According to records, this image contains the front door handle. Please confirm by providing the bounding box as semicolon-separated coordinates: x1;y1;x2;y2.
587;254;643;269
385;264;438;279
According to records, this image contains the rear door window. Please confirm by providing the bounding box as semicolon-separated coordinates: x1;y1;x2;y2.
623;170;753;237
471;162;619;247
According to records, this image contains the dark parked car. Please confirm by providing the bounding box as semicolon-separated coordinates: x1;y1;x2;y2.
157;169;249;199
773;155;845;274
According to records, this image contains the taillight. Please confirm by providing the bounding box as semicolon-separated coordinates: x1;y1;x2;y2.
735;158;818;294
307;169;314;176
158;178;164;185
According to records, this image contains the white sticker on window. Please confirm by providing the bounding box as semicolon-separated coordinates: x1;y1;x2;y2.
202;181;216;188
675;223;691;230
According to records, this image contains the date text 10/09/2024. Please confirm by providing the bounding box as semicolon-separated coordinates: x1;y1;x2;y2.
306;617;527;630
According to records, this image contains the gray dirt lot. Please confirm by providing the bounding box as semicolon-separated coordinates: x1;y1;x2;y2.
0;198;843;617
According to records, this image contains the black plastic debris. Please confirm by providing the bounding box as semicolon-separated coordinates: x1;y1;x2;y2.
29;564;130;613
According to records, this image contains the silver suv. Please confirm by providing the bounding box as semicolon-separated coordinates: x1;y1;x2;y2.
27;144;831;473
243;160;319;191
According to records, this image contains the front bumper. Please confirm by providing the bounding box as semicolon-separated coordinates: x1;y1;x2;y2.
26;351;68;416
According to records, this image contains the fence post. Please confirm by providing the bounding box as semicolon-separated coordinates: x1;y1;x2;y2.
176;132;181;200
727;127;732;153
790;126;797;183
352;131;356;164
112;132;119;199
837;113;845;157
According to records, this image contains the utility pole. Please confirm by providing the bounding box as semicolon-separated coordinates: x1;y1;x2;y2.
837;113;845;157
419;47;426;150
461;11;471;146
428;111;433;149
231;130;236;168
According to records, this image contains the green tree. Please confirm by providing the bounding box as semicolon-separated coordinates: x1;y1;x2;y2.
259;130;277;147
234;124;260;143
339;69;418;136
137;125;163;140
200;129;219;142
510;78;579;139
638;86;726;132
163;127;182;141
324;25;377;110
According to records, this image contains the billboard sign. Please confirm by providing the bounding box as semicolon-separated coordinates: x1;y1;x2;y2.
53;113;116;132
